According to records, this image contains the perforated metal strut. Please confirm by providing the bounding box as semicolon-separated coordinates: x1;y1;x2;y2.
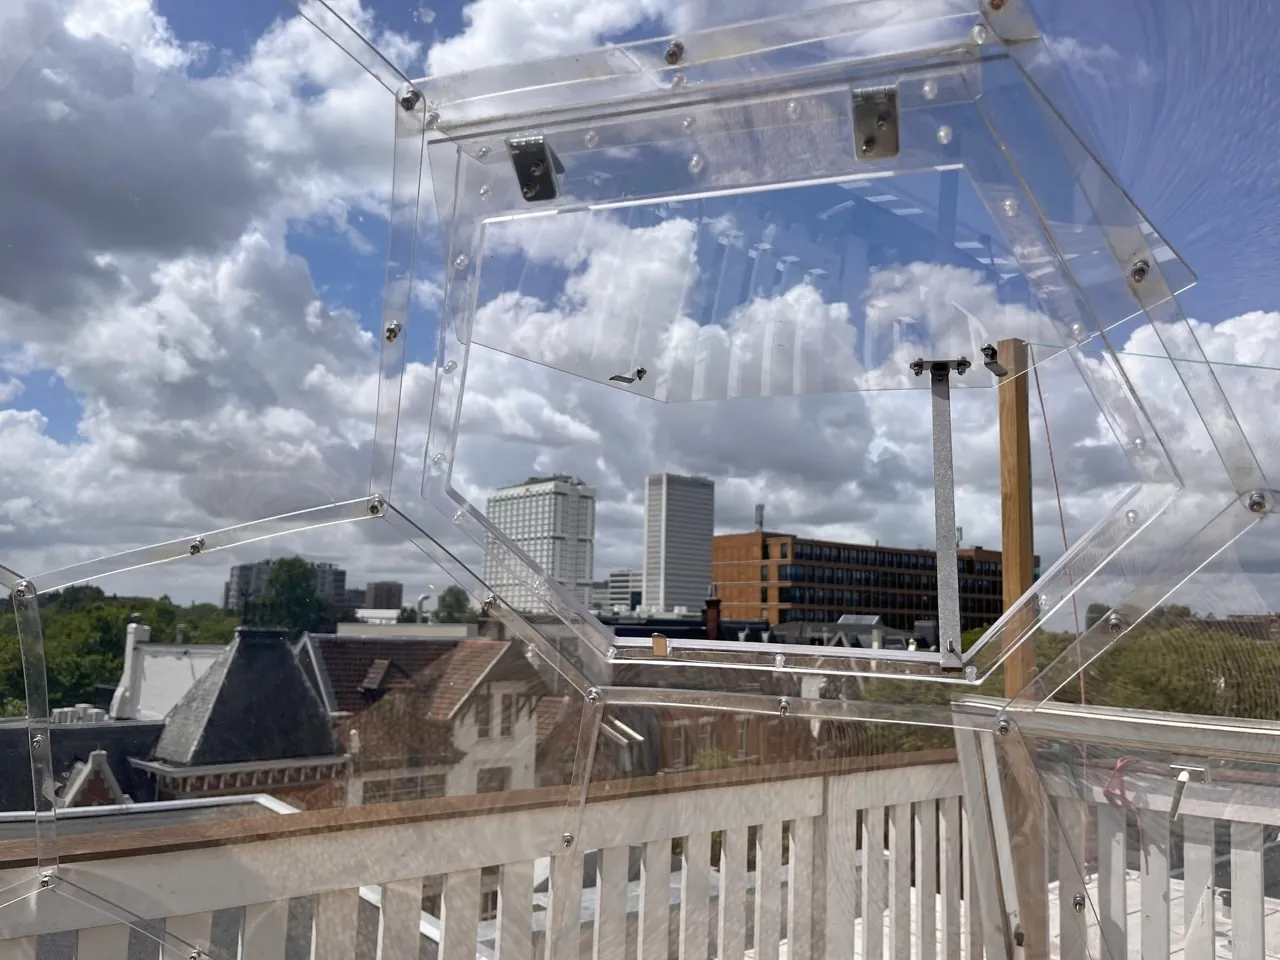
912;358;968;669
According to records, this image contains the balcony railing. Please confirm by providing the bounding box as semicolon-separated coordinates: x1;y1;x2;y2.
1;704;1279;958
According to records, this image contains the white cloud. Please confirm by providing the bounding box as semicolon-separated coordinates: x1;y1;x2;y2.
0;0;1277;652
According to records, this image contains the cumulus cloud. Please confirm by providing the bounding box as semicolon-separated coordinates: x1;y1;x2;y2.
0;0;1276;644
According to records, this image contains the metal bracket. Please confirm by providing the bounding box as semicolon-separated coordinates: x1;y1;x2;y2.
1169;763;1209;820
507;136;564;202
853;86;899;160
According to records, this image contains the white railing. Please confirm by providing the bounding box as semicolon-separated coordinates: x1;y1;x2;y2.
0;751;985;960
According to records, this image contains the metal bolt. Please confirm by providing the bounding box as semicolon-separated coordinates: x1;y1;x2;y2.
562;833;574;848
476;146;491;160
13;582;29;599
989;0;1007;9
188;536;205;556
1248;491;1268;513
971;24;988;43
1073;893;1086;913
522;184;539;199
39;874;51;889
664;40;685;65
773;653;785;669
1107;613;1125;634
481;595;497;614
860;136;877;155
996;717;1011;736
384;320;402;343
32;735;44;749
1129;259;1150;284
586;687;601;704
424;110;440;128
529;161;545;177
778;698;791;717
368;496;385;516
399;89;422;112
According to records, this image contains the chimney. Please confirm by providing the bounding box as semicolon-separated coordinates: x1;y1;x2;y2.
703;583;722;642
754;504;765;531
109;620;151;720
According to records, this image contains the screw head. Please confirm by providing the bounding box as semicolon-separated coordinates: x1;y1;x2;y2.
368;497;384;516
562;832;574;848
476;146;491;160
584;130;599;148
482;594;497;614
682;116;695;133
443;360;458;373
1129;259;1150;284
996;717;1011;736
1125;509;1140;526
1248;491;1268;513
937;125;953;145
922;79;938;101
971;24;988;43
1073;893;1086;913
32;734;44;749
773;653;785;669
1107;613;1124;633
586;687;601;704
989;0;1007;9
39;874;51;888
1002;197;1018;217
664;40;685;65
424;110;440;128
13;582;29;599
188;536;205;556
778;698;791;717
688;153;705;174
453;254;469;270
860;135;877;155
384;321;402;343
398;89;422;112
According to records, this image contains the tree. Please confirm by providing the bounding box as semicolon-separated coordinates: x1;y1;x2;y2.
397;606;419;623
249;557;335;639
435;586;477;623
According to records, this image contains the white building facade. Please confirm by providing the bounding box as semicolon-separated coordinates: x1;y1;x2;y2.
482;476;596;611
642;474;715;613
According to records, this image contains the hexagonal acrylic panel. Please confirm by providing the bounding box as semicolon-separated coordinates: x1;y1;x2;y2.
397;0;1267;701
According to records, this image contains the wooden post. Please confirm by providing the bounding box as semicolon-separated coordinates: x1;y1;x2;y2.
997;337;1048;959
999;337;1035;694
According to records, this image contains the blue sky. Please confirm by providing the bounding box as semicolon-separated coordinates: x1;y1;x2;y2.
1;0;1278;613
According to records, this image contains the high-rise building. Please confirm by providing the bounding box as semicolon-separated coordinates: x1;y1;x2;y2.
607;570;644;612
643;474;715;613
222;559;276;612
314;562;348;607
223;558;350;612
483;476;596;611
365;581;404;609
712;531;1041;632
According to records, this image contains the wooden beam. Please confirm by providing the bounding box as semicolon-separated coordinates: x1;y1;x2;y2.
998;337;1035;696
997;338;1049;960
0;748;957;871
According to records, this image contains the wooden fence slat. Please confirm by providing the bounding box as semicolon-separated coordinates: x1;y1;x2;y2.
915;800;938;960
379;879;423;960
718;827;748;960
754;821;782;960
679;832;712;960
788;817;815;960
1096;804;1127;960
496;860;533;960
639;839;671;960
593;846;628;960
1230;820;1265;960
1182;816;1216;960
440;870;482;960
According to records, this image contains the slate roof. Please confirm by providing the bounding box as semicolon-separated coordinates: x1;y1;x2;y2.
0;718;164;812
297;633;466;715
154;627;336;767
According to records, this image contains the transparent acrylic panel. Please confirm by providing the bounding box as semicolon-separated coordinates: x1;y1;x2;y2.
0;517;600;955
404;2;1263;711
994;703;1280;959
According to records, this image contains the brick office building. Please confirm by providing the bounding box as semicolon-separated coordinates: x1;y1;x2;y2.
712;531;1039;632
